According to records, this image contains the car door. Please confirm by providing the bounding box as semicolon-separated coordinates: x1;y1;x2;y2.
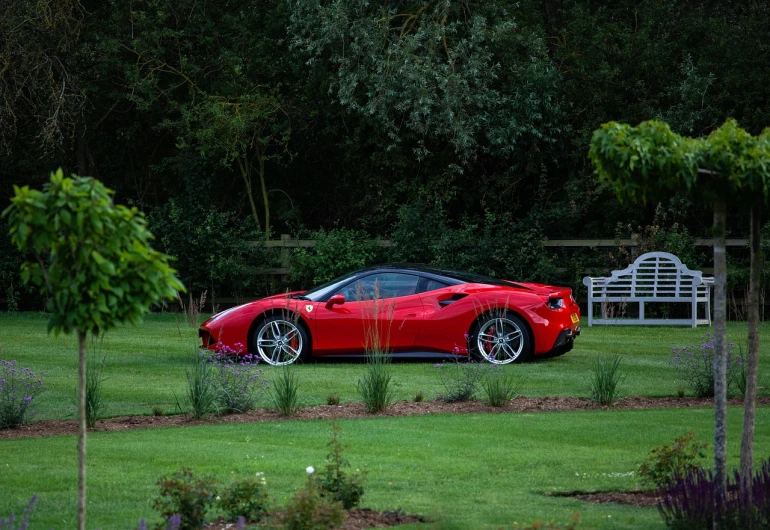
312;272;424;354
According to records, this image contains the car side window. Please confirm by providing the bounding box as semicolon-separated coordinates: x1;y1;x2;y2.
419;278;450;293
336;273;420;300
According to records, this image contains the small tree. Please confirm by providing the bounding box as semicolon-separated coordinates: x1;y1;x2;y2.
2;169;184;530
589;119;770;528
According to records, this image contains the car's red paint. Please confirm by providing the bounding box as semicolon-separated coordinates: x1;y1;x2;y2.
199;266;580;364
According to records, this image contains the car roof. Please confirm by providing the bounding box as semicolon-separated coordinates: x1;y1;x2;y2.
353;264;532;290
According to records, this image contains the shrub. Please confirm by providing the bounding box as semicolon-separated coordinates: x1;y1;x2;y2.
314;425;366;509
271;366;300;416
280;469;345;530
589;354;625;406
638;432;708;490
181;355;218;420
85;354;107;429
290;228;379;288
218;474;269;523
0;360;45;429
0;494;38;530
669;333;744;398
153;468;217;530
413;390;424;403
483;366;526;407
326;394;340;406
657;459;770;529
434;359;487;402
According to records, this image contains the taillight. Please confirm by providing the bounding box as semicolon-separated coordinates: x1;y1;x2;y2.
547;297;565;310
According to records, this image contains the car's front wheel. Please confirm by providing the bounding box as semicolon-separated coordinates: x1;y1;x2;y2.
470;312;532;364
253;316;309;366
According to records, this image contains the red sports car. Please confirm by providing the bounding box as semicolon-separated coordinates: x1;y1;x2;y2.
199;265;581;365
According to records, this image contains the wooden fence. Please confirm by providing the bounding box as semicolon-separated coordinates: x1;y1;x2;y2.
249;235;748;277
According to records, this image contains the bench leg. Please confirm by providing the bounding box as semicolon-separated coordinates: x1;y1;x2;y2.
692;297;697;328
639;301;644;321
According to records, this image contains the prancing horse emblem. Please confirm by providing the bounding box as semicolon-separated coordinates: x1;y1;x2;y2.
305;304;313;313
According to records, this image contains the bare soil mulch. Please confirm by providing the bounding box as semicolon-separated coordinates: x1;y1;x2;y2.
3;395;766;440
204;508;426;530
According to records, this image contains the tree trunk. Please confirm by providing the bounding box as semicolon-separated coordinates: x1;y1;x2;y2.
258;145;270;239
77;330;87;530
237;156;262;233
740;204;761;496
712;197;728;530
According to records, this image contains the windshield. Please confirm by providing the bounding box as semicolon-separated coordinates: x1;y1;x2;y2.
301;270;361;301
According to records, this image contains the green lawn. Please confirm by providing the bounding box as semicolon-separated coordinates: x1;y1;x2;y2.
1;313;770;529
3;407;769;529
2;313;768;420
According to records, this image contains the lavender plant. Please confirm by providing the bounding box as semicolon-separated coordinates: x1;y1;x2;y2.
0;360;45;429
657;458;770;529
434;359;488;402
669;333;744;398
0;495;38;530
208;351;268;415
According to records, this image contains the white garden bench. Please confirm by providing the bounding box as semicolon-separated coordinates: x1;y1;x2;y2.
582;251;713;327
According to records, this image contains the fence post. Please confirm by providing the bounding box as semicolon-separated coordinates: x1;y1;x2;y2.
281;234;291;282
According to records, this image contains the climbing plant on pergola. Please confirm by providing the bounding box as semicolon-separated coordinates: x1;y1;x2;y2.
589;119;770;525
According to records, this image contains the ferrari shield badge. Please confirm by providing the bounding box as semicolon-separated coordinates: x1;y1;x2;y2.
305;304;313;313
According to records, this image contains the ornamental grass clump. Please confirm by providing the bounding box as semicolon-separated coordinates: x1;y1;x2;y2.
669;333;744;398
357;284;397;413
181;355;218;420
0;360;45;429
85;354;106;429
483;365;526;407
271;366;300;416
589;354;625;406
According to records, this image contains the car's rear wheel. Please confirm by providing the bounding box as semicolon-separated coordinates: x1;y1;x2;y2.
470;312;532;364
253;316;309;366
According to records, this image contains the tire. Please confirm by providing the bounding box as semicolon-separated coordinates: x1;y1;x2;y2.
252;315;309;366
469;312;532;364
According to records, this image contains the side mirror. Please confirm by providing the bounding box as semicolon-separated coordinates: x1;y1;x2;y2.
325;294;346;308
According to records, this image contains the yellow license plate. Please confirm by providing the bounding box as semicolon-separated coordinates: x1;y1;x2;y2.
570;313;580;324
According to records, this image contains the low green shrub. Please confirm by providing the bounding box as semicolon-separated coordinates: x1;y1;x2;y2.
637;432;708;490
326;394;340;406
314;425;365;510
153;468;217;530
279;469;345;530
218;474;269;523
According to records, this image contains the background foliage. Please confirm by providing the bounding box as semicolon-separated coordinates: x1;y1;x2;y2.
2;0;769;305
